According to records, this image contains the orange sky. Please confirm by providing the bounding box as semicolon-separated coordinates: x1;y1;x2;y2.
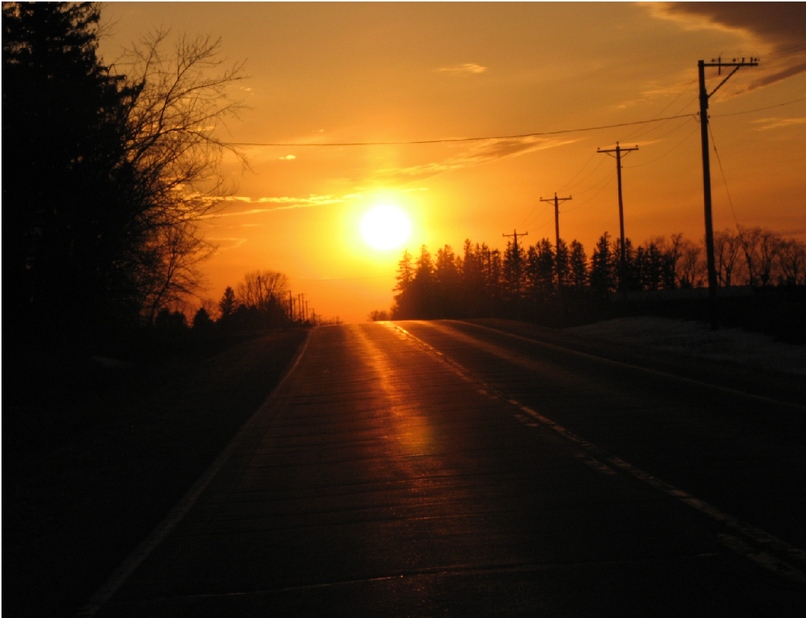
99;2;806;323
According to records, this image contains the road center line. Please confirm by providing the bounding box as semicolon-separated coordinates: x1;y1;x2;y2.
386;322;806;584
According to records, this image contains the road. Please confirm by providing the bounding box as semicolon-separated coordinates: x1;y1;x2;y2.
87;320;806;617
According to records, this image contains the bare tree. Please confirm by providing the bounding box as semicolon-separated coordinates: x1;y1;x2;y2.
237;270;290;311
676;237;706;288
114;30;246;322
713;229;745;287
777;238;806;285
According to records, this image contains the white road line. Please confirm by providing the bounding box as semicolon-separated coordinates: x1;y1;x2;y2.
387;322;806;584
76;331;313;618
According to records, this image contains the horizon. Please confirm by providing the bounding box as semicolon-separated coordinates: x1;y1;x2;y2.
98;2;806;323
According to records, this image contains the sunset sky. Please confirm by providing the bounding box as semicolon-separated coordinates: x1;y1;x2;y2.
98;2;806;323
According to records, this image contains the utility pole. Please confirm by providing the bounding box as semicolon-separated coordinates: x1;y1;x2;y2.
539;193;572;287
502;229;528;248
698;56;758;330
297;293;305;323
598;142;638;285
502;229;528;298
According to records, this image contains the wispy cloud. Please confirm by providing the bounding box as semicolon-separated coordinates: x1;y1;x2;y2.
753;116;806;131
205;237;247;251
201;194;346;219
374;136;577;183
435;63;488;75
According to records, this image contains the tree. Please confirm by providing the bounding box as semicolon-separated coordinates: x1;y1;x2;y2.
589;233;615;296
391;249;415;319
713;229;744;287
777;237;806;286
236;270;290;327
567;240;589;290
525;240;555;299
677;237;706;288
116;28;246;322
2;2;246;341
460;240;487;317
218;286;237;319
3;2;140;337
192;306;214;331
555;239;570;291
503;237;527;300
434;245;462;317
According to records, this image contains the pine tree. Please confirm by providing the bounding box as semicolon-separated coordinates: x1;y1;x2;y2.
218;286;237;319
3;2;138;337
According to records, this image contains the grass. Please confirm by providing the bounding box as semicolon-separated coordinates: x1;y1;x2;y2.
3;328;308;618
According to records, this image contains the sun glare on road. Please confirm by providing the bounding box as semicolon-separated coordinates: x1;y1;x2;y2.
360;204;412;251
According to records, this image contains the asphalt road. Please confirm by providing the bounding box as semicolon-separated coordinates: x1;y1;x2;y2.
87;321;806;617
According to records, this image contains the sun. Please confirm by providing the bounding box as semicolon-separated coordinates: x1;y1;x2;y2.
360;203;412;251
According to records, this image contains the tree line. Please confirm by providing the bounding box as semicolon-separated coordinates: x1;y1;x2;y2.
388;226;806;322
3;2;244;346
162;269;330;335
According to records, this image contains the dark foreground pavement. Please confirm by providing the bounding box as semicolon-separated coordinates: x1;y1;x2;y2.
86;322;806;617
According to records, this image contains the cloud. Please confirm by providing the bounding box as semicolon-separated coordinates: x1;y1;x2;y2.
648;2;806;89
374;136;577;183
435;63;487;75
205;237;247;251
201;194;346;219
752;116;806;131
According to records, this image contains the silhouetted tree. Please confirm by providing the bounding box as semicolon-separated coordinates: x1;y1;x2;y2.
555;239;570;291
460;240;487;317
391;249;415;319
434;245;462;317
3;2;140;337
589;233;616;296
218;286;237;319
503;237;527;302
526;239;555;298
118;30;245;320
676;237;706;288
192;306;214;331
236;270;290;327
612;237;639;292
567;240;589;290
2;3;245;341
778;237;806;286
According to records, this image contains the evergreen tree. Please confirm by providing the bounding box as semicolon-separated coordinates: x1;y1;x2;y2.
434;245;462;317
218;286;237;319
590;232;615;296
503;238;527;300
568;240;589;290
555;238;570;290
3;2;139;337
391;249;415;319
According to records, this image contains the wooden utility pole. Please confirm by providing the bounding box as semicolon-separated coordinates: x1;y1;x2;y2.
698;56;758;330
598;142;638;283
502;229;528;297
539;193;572;287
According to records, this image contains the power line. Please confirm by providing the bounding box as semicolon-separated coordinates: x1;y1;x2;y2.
226;92;804;149
227;113;695;148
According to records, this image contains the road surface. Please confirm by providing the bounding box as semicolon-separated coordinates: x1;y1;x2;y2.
86;320;806;616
